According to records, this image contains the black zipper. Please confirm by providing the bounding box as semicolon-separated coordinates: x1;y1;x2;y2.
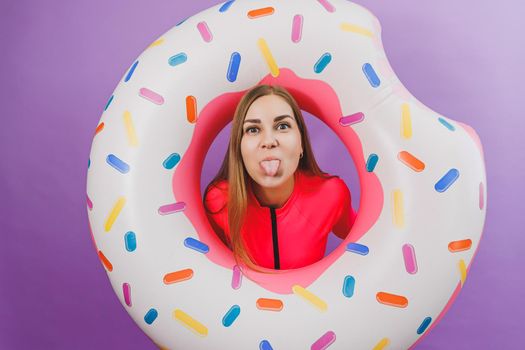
269;207;280;270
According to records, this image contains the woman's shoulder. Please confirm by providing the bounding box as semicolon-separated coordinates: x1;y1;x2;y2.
301;171;350;201
204;179;228;213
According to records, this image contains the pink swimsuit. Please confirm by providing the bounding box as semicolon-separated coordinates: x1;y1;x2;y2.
204;170;356;269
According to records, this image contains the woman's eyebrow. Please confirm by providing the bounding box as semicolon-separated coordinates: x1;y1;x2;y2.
243;115;293;124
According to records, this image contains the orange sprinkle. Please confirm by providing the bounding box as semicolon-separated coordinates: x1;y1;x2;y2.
98;251;113;272
397;151;425;172
256;298;283;311
376;292;408;308
448;239;472;252
247;7;275;19
186;95;197;123
95;122;105;135
163;269;194;284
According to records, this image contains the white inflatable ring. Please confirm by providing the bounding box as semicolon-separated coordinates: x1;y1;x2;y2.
86;0;487;348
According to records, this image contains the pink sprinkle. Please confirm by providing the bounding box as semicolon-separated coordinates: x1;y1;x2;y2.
87;194;93;210
311;331;336;350
139;87;165;105
231;265;242;290
292;15;303;43
317;0;335;13
158;202;186;215
479;182;484;210
197;21;213;42
402;244;418;274
123;283;132;307
339;112;364;126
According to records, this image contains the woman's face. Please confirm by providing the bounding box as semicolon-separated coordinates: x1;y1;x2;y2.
241;94;303;189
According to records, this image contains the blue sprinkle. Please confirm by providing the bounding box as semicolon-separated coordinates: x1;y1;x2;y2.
259;340;274;350
104;95;114;111
366;154;379;172
363;63;381;87
222;305;240;327
346;243;369;255
227;52;241;82
314;53;332;73
88;158;90;169
168;53;188;67
219;0;235;12
163;153;181;170
106;154;130;174
438;117;455;131
184;237;209;254
342;275;355;298
417;317;432;335
144;309;158;325
125;231;137;252
434;168;459;193
124;60;139;82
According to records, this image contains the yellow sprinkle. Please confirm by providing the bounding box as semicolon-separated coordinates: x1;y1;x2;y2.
148;38;164;48
340;23;374;37
401;103;412;139
292;285;327;312
458;259;467;286
392;189;404;229
373;338;390;350
173;309;208;337
104;196;126;232
257;38;279;77
123;111;139;147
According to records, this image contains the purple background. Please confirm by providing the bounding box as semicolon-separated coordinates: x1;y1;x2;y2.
1;0;522;348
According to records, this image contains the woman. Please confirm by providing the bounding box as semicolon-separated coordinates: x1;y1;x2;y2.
203;84;356;271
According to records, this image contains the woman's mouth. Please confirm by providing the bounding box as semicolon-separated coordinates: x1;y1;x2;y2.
260;159;281;176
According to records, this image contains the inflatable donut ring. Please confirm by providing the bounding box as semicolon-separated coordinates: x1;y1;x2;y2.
86;0;487;348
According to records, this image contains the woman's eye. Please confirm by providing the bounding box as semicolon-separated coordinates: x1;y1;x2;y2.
245;127;258;134
277;123;290;130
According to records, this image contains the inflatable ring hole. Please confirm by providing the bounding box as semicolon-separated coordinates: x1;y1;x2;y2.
198;95;362;270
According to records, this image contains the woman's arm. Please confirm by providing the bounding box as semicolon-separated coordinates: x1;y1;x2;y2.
332;180;357;240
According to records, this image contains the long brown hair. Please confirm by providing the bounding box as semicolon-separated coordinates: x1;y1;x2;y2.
203;84;336;272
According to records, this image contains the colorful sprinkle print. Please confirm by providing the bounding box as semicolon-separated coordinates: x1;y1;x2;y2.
144;308;158;325
124;61;139;82
311;330;336;350
227;52;241;82
222;305;240;327
417;317;432;335
158;202;186;215
173;309;208;336
124;231;137;252
314;53;332;73
168;53;187;67
184;237;209;254
123;283;132;306
139;87;164;105
342;275;356;298
86;1;486;348
292;285;327;312
435;168;460;193
363;63;380;87
291;15;303;43
346;243;369;255
248;7;274;19
366;153;379;172
163;153;181;170
340;112;364;126
197;21;213;42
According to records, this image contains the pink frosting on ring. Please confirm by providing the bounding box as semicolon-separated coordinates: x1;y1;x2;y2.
172;68;383;294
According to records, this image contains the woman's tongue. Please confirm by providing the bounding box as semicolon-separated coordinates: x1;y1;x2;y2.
260;159;280;176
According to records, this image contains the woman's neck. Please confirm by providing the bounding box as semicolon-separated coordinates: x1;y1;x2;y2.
252;173;295;208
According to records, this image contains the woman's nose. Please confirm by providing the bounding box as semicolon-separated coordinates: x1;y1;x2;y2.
261;131;278;148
